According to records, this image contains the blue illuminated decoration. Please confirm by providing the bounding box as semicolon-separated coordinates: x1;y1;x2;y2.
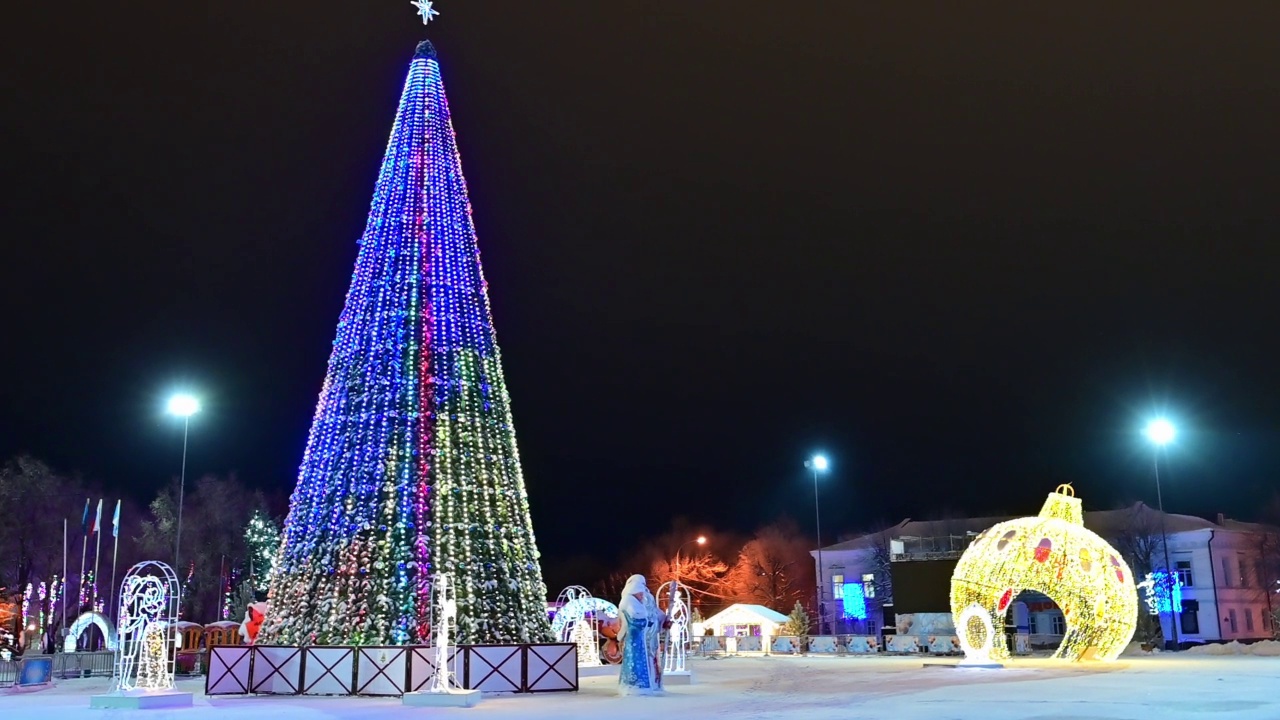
261;40;551;647
841;582;867;620
1138;571;1183;616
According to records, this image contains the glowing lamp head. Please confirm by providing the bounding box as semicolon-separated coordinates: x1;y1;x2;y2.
1144;419;1175;446
810;455;829;472
696;536;707;546
167;394;201;418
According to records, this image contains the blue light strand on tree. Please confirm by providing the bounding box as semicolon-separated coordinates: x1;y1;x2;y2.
260;41;551;646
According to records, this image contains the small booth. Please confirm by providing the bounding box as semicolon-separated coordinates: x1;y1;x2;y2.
204;621;243;647
173;621;205;652
699;604;789;640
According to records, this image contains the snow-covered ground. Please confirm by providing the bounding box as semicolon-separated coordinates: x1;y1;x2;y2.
7;653;1280;720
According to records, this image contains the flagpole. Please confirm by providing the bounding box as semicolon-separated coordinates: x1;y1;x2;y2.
78;533;87;650
110;500;120;622
93;533;102;606
92;500;103;623
62;518;68;653
76;497;89;651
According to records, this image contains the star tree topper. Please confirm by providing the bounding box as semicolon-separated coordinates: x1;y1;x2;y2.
411;0;440;25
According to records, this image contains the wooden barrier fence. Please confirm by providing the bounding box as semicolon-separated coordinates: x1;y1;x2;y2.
207;643;577;697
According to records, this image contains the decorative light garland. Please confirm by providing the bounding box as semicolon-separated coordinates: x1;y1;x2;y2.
950;485;1138;662
261;39;550;647
841;582;867;621
1137;571;1183;616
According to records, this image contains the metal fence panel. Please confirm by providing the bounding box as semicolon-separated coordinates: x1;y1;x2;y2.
53;651;116;678
249;645;303;695
302;647;354;695
407;645;462;693
525;644;577;693
466;645;522;693
206;646;252;695
356;646;407;696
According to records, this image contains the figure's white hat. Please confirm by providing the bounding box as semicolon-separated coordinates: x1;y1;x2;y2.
622;574;648;596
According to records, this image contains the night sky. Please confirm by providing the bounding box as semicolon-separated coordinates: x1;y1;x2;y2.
4;3;1279;577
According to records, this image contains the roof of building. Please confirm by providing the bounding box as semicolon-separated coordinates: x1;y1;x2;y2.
818;501;1264;553
702;603;789;625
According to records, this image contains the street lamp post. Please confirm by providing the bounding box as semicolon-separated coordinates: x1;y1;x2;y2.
805;455;829;635
167;394;201;575
672;536;707;601
1144;418;1178;651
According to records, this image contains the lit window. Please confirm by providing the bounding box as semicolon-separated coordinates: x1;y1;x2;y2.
832;574;844;599
1175;560;1193;587
862;573;876;599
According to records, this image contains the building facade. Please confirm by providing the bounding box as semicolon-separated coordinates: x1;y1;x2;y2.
812;504;1279;645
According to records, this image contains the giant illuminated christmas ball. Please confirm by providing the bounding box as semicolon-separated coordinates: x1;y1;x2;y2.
950;485;1138;662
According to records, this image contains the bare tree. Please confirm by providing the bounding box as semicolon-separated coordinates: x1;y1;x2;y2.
1101;502;1166;645
864;524;896;605
613;520;736;610
137;474;267;622
0;456;89;644
1255;494;1280;638
721;520;813;612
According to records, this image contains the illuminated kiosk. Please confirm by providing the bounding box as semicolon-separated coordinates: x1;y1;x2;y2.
90;561;192;709
950;485;1138;665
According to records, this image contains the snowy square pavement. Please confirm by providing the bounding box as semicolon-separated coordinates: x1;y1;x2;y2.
5;654;1279;720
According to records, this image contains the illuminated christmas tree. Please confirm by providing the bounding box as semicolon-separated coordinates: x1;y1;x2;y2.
244;510;280;589
261;39;551;646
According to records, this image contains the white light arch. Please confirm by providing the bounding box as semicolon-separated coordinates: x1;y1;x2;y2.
64;611;119;653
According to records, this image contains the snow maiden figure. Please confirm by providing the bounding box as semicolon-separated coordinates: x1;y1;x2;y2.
618;574;668;695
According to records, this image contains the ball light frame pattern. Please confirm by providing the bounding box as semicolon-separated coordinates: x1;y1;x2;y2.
950;486;1138;662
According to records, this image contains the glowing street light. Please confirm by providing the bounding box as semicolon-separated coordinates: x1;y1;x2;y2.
672;536;709;607
167;394;201;418
1144;417;1178;650
1145;418;1175;446
168;394;201;576
805;454;830;634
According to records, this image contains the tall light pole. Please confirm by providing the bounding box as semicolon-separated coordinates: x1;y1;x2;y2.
168;394;200;575
805;454;829;635
672;536;707;597
670;535;707;621
1144;418;1178;651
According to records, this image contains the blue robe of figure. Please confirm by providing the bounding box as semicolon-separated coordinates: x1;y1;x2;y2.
618;574;664;695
